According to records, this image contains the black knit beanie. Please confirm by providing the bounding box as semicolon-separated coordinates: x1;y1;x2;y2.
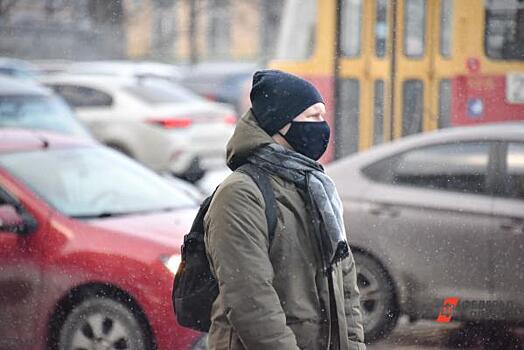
250;70;324;136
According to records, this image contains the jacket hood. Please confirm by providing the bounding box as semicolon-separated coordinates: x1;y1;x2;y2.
226;109;275;170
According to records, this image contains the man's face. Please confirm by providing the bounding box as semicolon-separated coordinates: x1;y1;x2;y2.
279;102;326;134
274;102;326;150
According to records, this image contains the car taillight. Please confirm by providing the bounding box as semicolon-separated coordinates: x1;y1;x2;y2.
147;118;193;128
204;94;217;101
224;114;237;124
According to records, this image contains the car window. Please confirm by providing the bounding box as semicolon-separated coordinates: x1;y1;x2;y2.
0;94;91;138
0;146;197;218
124;79;203;105
363;142;491;195
0;188;10;206
504;143;524;199
50;85;113;108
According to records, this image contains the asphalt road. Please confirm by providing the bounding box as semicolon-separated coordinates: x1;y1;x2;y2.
367;318;524;350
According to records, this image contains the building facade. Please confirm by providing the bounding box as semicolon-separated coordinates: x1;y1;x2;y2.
0;0;283;63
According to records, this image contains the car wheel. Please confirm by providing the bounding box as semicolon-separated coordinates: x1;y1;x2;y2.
57;296;150;350
354;252;399;342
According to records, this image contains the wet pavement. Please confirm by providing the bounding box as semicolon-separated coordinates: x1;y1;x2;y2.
368;318;524;350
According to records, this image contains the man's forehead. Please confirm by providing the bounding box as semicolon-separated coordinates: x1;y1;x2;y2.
305;103;326;115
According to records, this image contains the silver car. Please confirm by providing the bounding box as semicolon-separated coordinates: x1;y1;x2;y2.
327;122;524;341
0;75;91;138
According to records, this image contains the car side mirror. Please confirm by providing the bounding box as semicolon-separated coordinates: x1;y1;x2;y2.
0;204;37;235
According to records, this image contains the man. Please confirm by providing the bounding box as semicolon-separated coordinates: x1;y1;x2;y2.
204;70;366;350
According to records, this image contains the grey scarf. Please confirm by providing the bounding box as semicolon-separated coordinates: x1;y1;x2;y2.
248;144;349;270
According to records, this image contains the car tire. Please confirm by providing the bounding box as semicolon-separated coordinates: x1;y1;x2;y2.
353;252;399;342
57;296;151;350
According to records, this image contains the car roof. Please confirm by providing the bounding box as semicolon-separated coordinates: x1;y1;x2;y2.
39;74;205;103
392;121;524;146
39;73;137;86
0;129;95;154
389;121;524;147
184;61;258;74
67;60;184;79
329;122;524;170
39;73;190;92
0;57;36;69
0;75;51;96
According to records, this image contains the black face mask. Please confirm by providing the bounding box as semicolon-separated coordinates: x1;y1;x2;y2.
279;121;330;161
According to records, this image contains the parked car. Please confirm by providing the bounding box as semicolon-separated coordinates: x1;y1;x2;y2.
31;59;73;76
40;74;237;181
327;122;524;341
180;62;258;115
0;129;205;350
0;75;91;138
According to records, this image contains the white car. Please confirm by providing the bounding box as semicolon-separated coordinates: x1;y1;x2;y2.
40;74;237;180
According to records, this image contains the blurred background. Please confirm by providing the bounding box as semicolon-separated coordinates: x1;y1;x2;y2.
0;1;523;350
0;0;283;63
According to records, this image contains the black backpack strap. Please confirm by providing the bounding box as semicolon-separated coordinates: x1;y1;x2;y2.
188;186;218;234
236;163;277;243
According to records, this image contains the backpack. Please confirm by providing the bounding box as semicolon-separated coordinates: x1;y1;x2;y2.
172;163;277;332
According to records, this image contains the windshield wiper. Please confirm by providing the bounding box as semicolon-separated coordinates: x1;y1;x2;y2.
71;212;124;219
71;206;184;219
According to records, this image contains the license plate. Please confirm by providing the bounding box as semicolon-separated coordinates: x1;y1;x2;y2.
506;73;524;104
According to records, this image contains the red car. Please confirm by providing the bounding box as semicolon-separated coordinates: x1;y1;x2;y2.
0;129;205;350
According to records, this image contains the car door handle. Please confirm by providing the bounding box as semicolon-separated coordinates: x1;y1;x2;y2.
369;204;400;218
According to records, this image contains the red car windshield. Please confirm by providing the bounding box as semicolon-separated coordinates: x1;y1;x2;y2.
0;146;197;218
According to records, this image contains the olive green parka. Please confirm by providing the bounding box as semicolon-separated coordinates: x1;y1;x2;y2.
204;111;366;350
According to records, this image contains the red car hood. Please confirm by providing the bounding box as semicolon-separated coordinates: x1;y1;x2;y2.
84;208;197;248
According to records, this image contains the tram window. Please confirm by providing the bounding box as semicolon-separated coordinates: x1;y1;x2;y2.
341;0;362;57
440;0;453;57
337;79;360;157
375;0;388;57
373;80;385;145
505;143;524;200
438;80;451;128
485;0;524;60
403;0;426;58
402;80;424;136
275;0;317;60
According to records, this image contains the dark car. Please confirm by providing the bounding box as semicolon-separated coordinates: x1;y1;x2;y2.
180;62;258;115
0;75;91;138
327;122;524;341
